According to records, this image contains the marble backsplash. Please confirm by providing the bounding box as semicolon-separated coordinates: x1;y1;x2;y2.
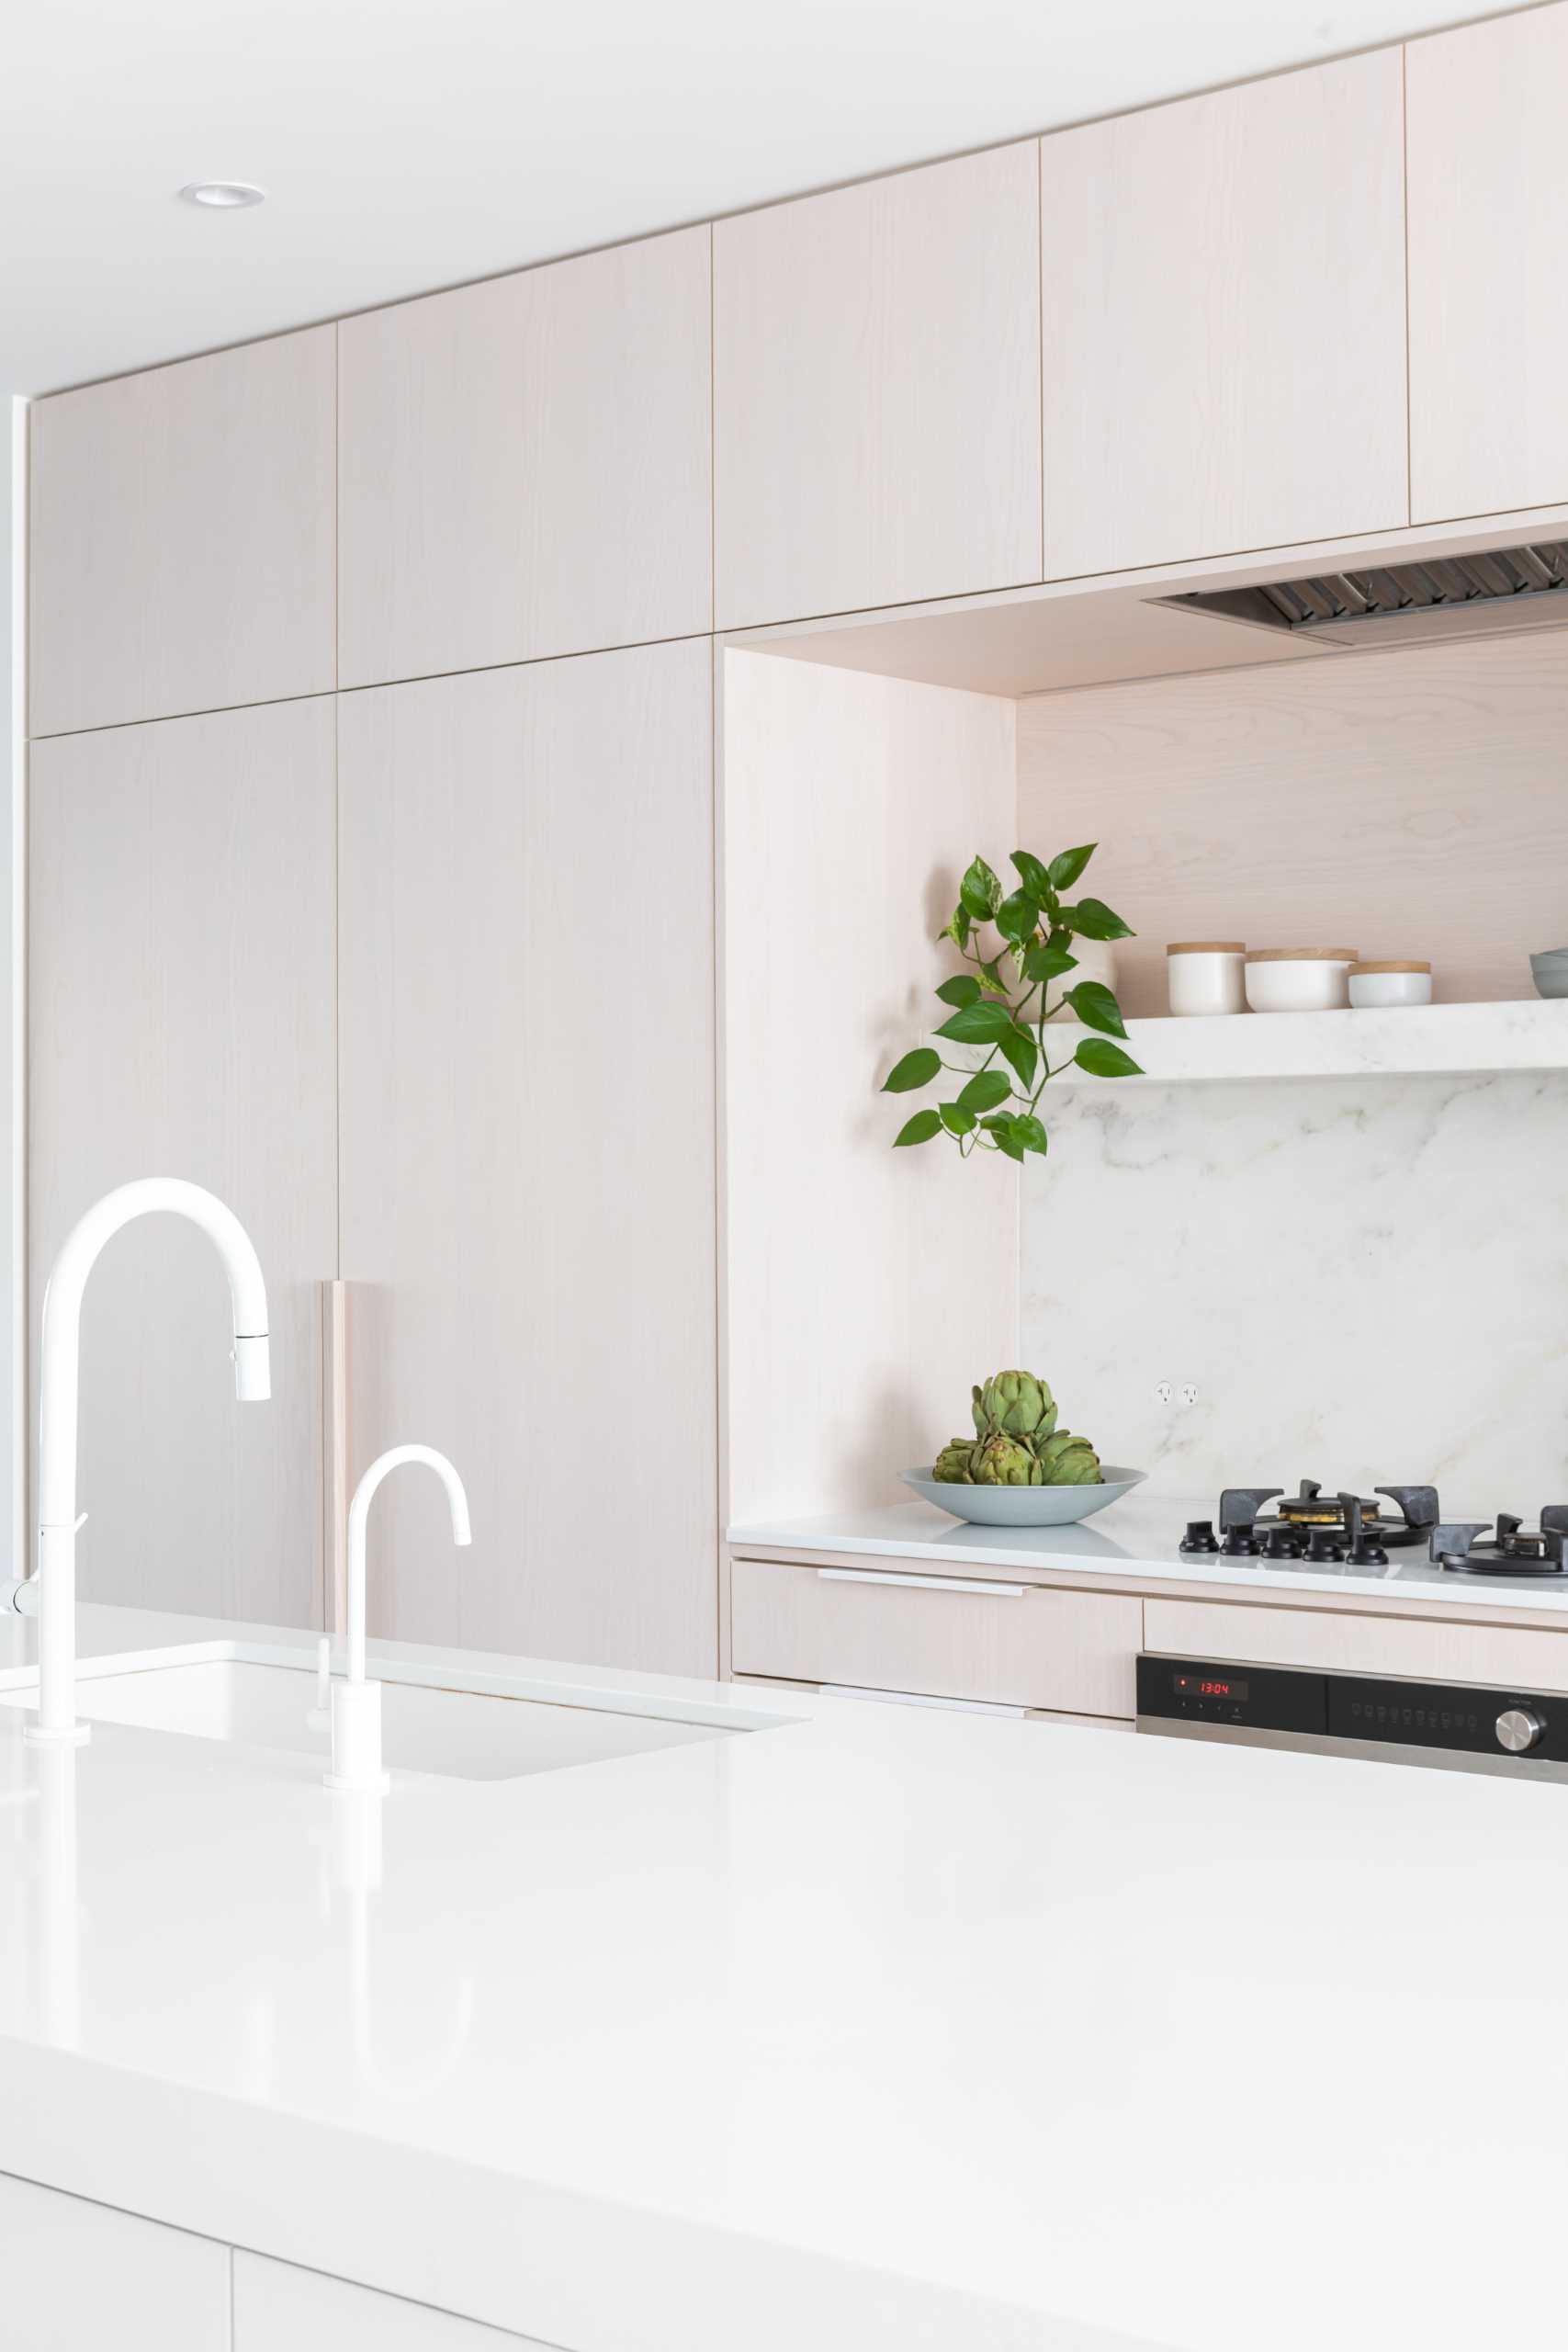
1021;1069;1568;1513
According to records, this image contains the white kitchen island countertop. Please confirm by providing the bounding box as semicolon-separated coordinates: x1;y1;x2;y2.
0;1599;1563;2352
728;1492;1568;1611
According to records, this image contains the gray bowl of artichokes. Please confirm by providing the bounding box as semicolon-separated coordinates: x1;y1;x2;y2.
904;1369;1145;1526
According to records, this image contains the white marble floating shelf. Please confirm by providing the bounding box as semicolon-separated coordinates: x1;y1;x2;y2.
1045;996;1568;1087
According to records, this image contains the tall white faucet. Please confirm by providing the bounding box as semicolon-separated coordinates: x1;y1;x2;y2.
328;1444;471;1792
28;1178;271;1747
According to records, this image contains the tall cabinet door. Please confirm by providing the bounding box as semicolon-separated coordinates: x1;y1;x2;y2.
338;639;717;1674
28;700;338;1623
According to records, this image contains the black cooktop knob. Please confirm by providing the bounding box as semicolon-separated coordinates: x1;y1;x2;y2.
1180;1521;1219;1555
1222;1526;1260;1557
1306;1530;1345;1563
1264;1527;1303;1560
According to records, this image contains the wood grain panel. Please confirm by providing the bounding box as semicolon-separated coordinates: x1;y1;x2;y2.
338;228;711;686
731;1558;1139;1714
1039;52;1407;576
29;328;335;736
338;641;716;1674
1016;629;1568;1015
714;144;1041;629
721;650;1019;1521
28;700;335;1625
1407;4;1568;522
1145;1598;1568;1693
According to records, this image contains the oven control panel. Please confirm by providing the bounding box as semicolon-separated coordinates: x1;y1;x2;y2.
1137;1655;1568;1761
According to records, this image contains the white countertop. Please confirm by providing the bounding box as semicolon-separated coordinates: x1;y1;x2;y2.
728;1492;1568;1611
0;1600;1564;2352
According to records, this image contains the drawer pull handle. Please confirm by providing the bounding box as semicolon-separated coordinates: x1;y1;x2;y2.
817;1567;1027;1599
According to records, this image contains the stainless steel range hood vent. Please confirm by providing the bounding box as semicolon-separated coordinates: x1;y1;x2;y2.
1157;539;1568;650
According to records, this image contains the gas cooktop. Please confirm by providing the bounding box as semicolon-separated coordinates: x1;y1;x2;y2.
1179;1481;1568;1576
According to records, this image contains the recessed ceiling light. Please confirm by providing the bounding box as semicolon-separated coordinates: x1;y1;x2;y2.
178;182;266;209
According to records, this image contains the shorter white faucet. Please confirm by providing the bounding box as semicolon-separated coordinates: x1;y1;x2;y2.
328;1444;471;1792
24;1178;270;1747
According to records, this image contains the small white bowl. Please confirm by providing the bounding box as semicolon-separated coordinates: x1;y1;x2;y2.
1166;942;1246;1017
1245;949;1358;1014
1348;961;1432;1009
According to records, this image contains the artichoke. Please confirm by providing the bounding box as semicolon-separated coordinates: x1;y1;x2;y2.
978;1369;1057;1440
973;1432;1045;1487
932;1438;979;1485
1032;1429;1102;1486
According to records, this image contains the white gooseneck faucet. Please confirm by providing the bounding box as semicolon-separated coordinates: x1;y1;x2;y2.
27;1178;271;1747
329;1445;471;1792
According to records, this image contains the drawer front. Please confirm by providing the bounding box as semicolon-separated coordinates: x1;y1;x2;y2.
1145;1599;1568;1694
730;1558;1139;1716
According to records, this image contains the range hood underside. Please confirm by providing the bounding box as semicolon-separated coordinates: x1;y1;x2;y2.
1158;540;1568;650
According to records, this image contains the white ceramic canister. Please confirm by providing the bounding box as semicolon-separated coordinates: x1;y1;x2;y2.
1044;934;1118;1021
1348;959;1433;1009
1166;942;1246;1017
1244;948;1359;1013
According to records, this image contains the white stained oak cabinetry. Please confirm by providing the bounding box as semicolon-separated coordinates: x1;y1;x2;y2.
0;2171;231;2352
28;327;335;737
730;1557;1141;1716
28;701;337;1626
1038;51;1407;576
338;640;716;1674
338;226;712;686
1145;1598;1568;1694
234;2253;548;2350
1407;2;1568;523
713;143;1042;629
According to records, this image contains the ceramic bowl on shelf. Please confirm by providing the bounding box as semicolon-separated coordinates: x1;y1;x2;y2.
1348;960;1432;1009
1166;942;1246;1017
1244;949;1358;1013
1530;950;1568;1001
902;1465;1146;1527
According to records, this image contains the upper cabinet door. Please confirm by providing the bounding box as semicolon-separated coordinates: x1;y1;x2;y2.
1039;54;1407;578
338;227;712;687
714;144;1042;629
28;327;335;737
1407;5;1568;523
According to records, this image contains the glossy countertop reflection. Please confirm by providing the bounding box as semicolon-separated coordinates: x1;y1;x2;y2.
0;1601;1564;2352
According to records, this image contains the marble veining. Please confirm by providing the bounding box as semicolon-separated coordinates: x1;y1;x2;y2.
1023;1069;1568;1505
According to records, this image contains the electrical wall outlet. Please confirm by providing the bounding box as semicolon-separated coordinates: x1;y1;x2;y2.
1179;1382;1200;1408
1155;1380;1173;1406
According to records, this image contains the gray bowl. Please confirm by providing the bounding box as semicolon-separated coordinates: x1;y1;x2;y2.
902;1465;1146;1527
1530;950;1568;1000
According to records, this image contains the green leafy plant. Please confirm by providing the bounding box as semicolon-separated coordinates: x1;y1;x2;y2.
881;844;1142;1160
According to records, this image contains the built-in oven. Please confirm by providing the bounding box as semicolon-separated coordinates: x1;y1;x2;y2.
1136;1654;1568;1780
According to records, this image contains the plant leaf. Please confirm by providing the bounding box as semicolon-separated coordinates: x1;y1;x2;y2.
1022;942;1078;985
940;906;971;950
882;1046;941;1093
934;974;981;1009
1074;1037;1144;1079
956;1069;1012;1114
935;1000;1015;1045
893;1108;943;1147
1010;1114;1048;1155
977;957;1013;994
1047;842;1097;892
938;1102;976;1137
998;1025;1038;1089
994;888;1040;946
1010;850;1052;901
1064;979;1127;1038
959;856;1002;922
1062;896;1134;942
989;1122;1027;1161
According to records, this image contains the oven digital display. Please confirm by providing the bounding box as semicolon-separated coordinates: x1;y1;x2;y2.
1173;1671;1249;1702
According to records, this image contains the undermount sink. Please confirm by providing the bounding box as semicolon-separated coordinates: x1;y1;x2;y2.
0;1652;750;1781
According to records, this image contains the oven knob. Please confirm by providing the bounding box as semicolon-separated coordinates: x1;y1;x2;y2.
1495;1706;1546;1754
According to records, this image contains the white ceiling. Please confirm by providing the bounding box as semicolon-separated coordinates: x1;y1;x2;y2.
3;0;1529;394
